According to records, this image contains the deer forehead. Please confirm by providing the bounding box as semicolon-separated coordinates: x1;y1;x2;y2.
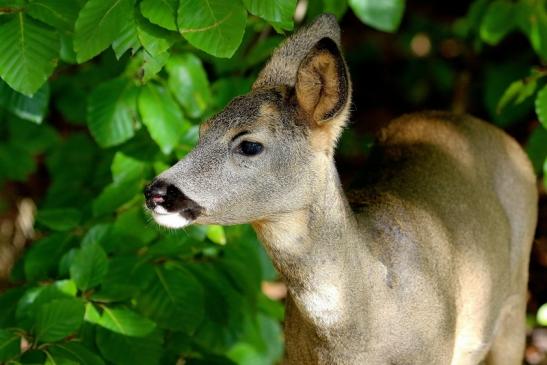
199;90;308;142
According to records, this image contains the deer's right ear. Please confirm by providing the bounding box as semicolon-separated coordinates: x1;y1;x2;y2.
295;37;349;126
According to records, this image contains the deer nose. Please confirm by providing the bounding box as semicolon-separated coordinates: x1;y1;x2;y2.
144;180;203;219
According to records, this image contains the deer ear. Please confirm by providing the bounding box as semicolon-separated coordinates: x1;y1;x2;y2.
295;37;349;125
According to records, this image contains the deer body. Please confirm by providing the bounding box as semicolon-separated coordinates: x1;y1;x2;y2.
145;15;538;365
254;112;537;365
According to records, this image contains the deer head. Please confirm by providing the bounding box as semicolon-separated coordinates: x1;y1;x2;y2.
144;14;351;229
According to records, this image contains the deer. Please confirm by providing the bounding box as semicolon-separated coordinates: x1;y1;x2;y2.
143;14;538;365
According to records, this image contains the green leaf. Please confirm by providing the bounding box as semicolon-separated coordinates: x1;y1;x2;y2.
140;0;177;31
129;49;170;84
111;151;146;182
0;80;49;124
242;0;296;30
112;4;141;59
137;265;204;333
48;343;105;365
0;329;20;361
166;53;212;119
257;293;284;321
18;282;78;323
484;61;532;127
0;287;26;328
24;233;72;281
496;80;524;114
36;208;82;231
211;76;252;111
27;0;81;32
207;225;226;245
480;0;515;45
96;327;163;365
112;206;158;244
515;79;538;104
97;307;156;337
7;115;59;153
516;1;547;59
93;153;146;216
74;0;133;63
349;0;405;32
87;78;139;148
138;83;186;154
136;15;175;58
93;259;154;301
53;279;78;296
0;143;36;181
69;242;109;290
526;125;547;173
178;0;247;58
535;84;547;129
84;302;102;324
35;298;85;342
0;13;59;96
92;178;142;216
45;351;80;365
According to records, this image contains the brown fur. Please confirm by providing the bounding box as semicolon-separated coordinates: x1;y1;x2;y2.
149;14;538;365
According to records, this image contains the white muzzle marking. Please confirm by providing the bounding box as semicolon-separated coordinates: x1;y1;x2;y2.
151;206;190;228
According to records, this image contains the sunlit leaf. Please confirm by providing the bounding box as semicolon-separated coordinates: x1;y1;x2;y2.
27;0;80;31
166;53;212;119
207;225;227;245
242;0;296;30
93;153;146;216
497;80;523;114
87;78;139;148
535;84;547;129
74;0;132;63
140;0;177;31
349;0;405;32
137;265;204;333
35;298;85;342
0;80;49;124
0;14;59;96
70;242;109;290
112;4;140;59
480;0;515;45
178;0;247;58
97;307;156;337
138;83;186;154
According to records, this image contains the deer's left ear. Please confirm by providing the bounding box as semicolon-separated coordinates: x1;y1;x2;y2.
295;37;350;125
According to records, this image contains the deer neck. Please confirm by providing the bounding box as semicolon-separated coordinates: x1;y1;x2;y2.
252;158;373;326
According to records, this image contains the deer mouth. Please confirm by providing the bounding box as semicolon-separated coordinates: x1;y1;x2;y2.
150;210;192;229
144;180;204;229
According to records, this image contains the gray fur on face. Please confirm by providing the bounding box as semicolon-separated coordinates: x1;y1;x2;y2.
157;90;314;225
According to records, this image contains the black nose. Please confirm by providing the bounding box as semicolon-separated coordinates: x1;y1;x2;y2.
144;180;203;220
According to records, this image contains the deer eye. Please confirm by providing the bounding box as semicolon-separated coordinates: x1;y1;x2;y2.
237;141;263;156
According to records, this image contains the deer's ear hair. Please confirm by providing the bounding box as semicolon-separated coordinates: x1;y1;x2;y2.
295;37;349;125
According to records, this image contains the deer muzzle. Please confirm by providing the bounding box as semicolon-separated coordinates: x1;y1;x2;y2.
144;179;204;228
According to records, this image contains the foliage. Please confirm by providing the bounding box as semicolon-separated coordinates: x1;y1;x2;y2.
0;0;545;365
459;0;547;180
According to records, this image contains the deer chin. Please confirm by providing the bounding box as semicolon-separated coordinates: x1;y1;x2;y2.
152;211;191;228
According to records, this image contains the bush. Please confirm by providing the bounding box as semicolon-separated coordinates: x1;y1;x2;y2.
0;0;545;364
